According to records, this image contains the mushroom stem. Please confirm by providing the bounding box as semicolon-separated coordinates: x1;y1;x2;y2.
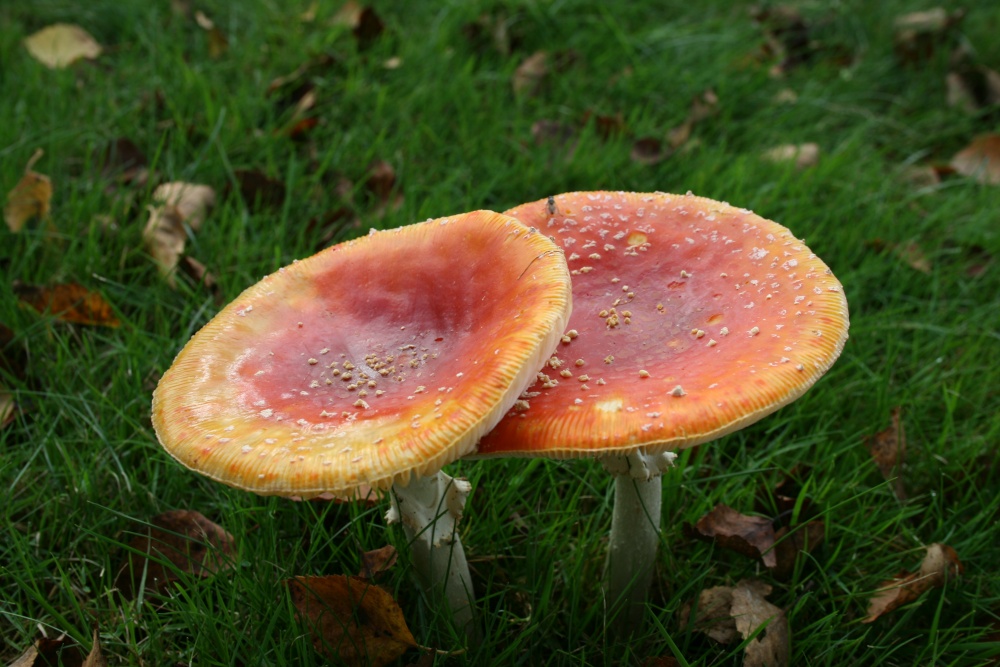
601;450;677;635
387;471;477;640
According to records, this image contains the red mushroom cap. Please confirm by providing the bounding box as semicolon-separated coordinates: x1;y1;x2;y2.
152;211;571;498
475;191;849;458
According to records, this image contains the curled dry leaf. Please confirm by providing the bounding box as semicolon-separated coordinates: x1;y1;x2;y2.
23;24;102;69
113;509;236;601
143;182;215;285
951;135;1000;185
233;169;286;210
194;11;229;59
762;143;819;169
631;137;669;166
513;50;548;96
287;575;417;667
864;543;964;623
865;406;906;498
692;503;778;568
772;521;825;580
358;545;398;581
679;579;789;667
4;149;52;233
946;66;1000;114
14;282;120;328
353;7;386;50
668;89;719;150
893;8;965;65
330;0;363;27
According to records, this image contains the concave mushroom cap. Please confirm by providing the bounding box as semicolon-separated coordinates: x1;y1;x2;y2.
475;191;848;458
152;211;571;498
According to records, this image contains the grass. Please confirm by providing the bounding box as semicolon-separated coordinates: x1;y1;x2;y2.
2;0;999;665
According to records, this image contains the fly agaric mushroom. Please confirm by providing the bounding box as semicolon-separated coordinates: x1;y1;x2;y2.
151;210;572;635
475;191;849;632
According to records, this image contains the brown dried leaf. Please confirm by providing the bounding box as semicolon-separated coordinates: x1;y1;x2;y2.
14;282;120;328
153;182;216;231
9;634;84;667
5;149;52;233
83;628;107;667
233;169;286;210
365;160;396;203
331;0;363;28
667;89;719;149
631;137;669;166
751;6;813;76
0;383;15;430
677;585;739;643
513;51;548;96
946;67;1000;113
358;545;398;581
24;24;102;69
952;135;1000;185
893;8;965;65
762;143;820;169
354;7;385;50
679;580;789;666
287;575;417;667
114;509;236;601
693;503;777;568
99;138;149;187
731;580;790;667
864;543;964;623
865;406;907;499
772;521;824;580
179;256;222;304
462;12;520;57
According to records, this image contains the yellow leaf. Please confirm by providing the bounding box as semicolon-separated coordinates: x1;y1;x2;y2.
14;282;121;328
4;149;52;232
24;23;102;69
287;575;417;667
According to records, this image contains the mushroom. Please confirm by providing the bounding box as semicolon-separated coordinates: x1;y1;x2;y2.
475;191;849;633
151;210;572;636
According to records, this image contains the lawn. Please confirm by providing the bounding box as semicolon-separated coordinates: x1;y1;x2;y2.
2;1;999;665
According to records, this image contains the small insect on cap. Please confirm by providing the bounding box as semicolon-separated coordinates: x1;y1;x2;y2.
152;211;572;498
475;191;849;458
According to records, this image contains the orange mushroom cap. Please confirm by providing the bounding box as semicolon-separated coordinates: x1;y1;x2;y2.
152;211;571;498
475;191;849;458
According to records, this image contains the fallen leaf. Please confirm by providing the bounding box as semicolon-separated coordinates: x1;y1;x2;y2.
582;111;626;140
99;138;149;187
513;50;548;96
762;143;819;169
358;545;398;581
462;12;521;57
952;135;1000;185
143;183;215;284
667;89;719;149
383;57;402;69
893;8;965;65
330;0;364;28
631;137;669;166
300;1;319;23
0;383;15;430
946;66;1000;113
287;575;417;667
678;585;740;643
864;543;964;623
178;256;222;303
83;628;107;667
4;149;52;233
23;24;102;69
692;503;778;568
114;509;236;601
772;521;825;580
153;182;216;230
751;6;813;76
353;7;385;50
365;160;396;203
8;634;84;667
732;580;790;667
679;579;789;667
14;282;120;327
532;119;576;148
233;169;286;210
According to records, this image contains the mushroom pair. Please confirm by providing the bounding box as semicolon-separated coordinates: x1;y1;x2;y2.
152;192;848;638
